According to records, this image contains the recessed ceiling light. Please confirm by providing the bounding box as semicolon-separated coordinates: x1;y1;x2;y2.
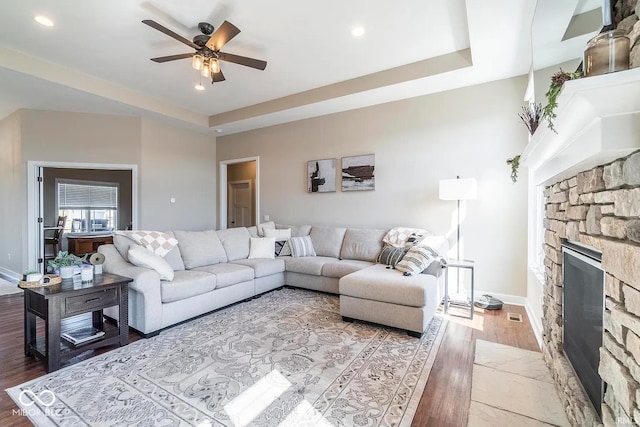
195;83;205;91
34;15;54;27
351;26;365;37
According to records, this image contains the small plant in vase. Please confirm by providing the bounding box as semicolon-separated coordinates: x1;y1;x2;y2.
48;251;88;279
518;103;543;135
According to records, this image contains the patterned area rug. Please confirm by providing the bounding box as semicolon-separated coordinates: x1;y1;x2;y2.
0;278;21;296
7;288;446;426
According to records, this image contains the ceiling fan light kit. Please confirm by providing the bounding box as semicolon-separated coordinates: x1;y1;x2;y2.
143;19;267;85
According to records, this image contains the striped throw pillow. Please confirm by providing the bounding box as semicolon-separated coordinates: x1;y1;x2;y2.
289;236;316;258
395;246;439;276
376;245;409;267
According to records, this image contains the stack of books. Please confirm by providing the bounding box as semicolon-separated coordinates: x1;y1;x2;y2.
61;327;105;345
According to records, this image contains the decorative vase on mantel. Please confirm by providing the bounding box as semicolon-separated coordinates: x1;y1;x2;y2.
584;29;630;77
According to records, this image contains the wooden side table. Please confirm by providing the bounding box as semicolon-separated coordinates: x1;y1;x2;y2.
23;273;131;372
444;259;475;319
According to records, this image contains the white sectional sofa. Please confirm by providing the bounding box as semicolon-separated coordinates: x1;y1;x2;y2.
99;224;447;338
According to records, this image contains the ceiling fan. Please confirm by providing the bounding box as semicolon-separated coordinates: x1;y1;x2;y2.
142;19;267;83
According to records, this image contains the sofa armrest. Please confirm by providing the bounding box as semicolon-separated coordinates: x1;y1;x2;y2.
98;244;163;334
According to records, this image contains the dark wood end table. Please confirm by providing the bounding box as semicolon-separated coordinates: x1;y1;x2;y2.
23;273;131;372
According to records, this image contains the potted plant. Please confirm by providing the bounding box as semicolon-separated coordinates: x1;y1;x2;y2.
48;251;87;279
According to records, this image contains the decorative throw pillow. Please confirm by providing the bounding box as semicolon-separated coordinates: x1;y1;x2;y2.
376;245;409;268
256;221;276;237
114;230;178;257
248;237;276;259
128;244;174;281
264;228;292;257
289;236;316;258
382;227;430;248
395;245;440;276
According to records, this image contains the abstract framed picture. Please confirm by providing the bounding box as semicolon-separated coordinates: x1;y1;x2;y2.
307;158;337;193
341;154;375;191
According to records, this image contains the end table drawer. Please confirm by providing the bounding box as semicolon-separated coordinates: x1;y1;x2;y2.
65;289;118;315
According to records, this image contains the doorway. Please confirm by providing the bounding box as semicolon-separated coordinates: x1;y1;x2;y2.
27;161;138;273
219;157;259;230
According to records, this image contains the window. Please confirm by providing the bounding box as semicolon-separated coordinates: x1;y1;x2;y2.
57;180;118;233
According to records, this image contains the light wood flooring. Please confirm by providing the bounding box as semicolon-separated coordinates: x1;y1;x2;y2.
0;293;539;426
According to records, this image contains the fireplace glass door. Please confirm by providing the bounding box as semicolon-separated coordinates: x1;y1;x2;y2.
562;242;604;418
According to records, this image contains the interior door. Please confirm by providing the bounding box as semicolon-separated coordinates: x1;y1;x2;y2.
227;181;252;228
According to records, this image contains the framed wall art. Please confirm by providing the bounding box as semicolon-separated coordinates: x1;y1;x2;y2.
341;154;375;191
307;158;337;193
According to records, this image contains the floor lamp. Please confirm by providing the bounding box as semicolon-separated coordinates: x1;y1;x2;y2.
439;176;477;295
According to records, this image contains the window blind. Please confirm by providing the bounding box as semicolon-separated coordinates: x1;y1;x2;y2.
58;182;118;209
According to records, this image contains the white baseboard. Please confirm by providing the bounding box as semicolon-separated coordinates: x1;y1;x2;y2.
474;289;527;306
525;300;543;350
0;266;21;282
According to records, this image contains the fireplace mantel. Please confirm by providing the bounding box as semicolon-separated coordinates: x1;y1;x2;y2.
521;68;640;186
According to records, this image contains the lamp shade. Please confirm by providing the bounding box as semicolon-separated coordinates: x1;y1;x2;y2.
439;178;477;201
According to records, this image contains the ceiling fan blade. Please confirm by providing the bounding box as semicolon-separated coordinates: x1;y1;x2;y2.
218;52;267;70
150;53;195;63
205;20;240;51
211;69;226;83
142;19;200;50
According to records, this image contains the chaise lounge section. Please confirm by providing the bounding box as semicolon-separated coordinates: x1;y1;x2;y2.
99;224;448;338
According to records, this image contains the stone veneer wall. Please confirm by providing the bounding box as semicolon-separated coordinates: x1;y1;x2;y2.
542;150;640;426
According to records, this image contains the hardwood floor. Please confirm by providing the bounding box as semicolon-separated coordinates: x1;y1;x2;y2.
0;293;539;426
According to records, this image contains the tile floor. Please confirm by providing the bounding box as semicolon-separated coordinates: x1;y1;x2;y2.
468;339;570;427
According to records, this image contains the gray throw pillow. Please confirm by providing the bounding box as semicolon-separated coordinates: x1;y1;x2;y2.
376;245;409;267
289;236;316;258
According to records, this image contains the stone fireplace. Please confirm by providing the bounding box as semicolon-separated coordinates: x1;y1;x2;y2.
542;152;640;425
521;65;640;425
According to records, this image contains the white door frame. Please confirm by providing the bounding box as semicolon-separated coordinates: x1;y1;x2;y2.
219;156;259;230
27;161;139;272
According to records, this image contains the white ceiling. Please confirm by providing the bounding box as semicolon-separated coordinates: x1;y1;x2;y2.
0;0;600;135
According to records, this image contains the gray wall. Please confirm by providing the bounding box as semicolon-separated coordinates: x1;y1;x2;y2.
0;110;216;277
218;76;529;297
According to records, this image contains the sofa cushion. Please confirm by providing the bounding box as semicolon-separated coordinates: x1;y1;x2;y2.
128;244;174;281
161;270;216;303
339;264;437;307
256;221;276;236
113;234;137;262
309;226;347;258
193;263;254;289
277;224;312;237
340;228;387;262
284;256;337;275
322;260;374;278
289;236;316;257
174;230;228;269
217;227;251;261
163;231;185;271
232;258;285;278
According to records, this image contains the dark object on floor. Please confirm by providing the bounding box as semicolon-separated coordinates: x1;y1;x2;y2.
474;294;503;310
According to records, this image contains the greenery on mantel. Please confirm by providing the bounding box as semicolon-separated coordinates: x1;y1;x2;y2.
506;155;520;183
543;69;582;133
